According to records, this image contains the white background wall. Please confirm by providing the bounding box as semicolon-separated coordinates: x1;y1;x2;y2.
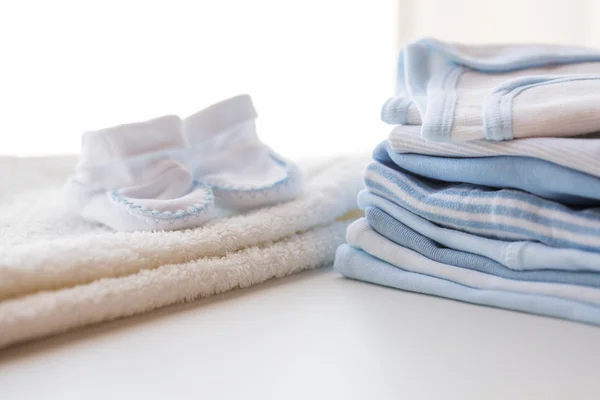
1;0;599;158
397;0;600;47
0;0;397;157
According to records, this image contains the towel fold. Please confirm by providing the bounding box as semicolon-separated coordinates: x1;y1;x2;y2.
0;153;368;349
0;221;350;349
0;155;367;300
374;140;600;205
334;245;600;326
365;162;600;251
382;37;600;142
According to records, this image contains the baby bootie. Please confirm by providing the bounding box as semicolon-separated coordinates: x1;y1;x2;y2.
64;115;215;231
183;94;302;210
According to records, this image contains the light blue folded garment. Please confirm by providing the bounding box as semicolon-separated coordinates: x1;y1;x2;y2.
347;218;600;306
381;37;600;141
365;206;600;287
334;245;600;325
374;141;600;205
358;190;600;272
364;161;600;251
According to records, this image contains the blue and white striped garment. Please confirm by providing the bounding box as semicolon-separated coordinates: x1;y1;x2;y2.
363;207;600;287
358;190;600;272
374;140;600;205
346;218;600;306
364;162;600;252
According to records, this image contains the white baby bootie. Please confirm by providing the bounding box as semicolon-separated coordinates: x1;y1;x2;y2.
183;94;302;210
64;115;215;231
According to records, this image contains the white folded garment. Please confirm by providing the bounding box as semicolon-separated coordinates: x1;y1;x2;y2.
388;125;600;178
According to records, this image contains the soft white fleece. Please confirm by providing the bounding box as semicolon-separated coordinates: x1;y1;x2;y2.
0;221;349;349
0;154;368;299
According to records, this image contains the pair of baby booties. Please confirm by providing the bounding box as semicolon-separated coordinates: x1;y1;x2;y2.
64;95;302;231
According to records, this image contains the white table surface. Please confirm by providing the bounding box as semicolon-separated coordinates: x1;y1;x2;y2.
1;267;599;400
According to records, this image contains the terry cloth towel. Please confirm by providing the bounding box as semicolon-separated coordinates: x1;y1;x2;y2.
364;208;600;287
64;94;302;232
388;125;600;179
374;140;600;205
0;153;368;348
347;219;600;306
334;245;600;326
0;155;366;299
0;222;350;349
381;37;600;142
358;191;600;273
364;162;600;252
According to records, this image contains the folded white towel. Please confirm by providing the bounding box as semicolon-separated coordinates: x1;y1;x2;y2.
0;153;367;348
1;154;366;300
0;221;349;349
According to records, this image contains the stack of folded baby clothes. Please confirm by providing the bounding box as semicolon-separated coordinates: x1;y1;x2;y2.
335;38;600;324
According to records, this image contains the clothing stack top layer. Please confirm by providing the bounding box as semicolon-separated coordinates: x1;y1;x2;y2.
382;37;600;141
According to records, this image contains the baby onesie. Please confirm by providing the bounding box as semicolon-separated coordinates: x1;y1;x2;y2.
382;37;600;142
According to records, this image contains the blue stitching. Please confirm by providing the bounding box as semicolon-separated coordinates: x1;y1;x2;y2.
205;153;298;194
421;64;464;142
367;163;600;228
109;180;214;222
364;180;600;252
439;65;463;140
484;75;600;140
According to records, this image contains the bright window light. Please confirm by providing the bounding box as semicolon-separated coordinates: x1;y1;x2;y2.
0;0;398;158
